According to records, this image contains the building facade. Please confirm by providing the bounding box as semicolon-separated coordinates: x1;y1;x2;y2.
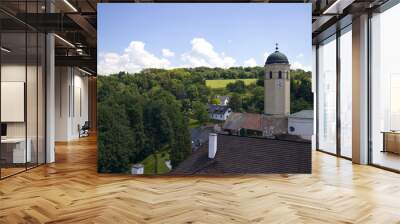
208;104;232;121
288;110;313;140
313;0;400;172
264;45;291;116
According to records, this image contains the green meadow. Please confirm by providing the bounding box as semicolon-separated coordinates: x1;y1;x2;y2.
205;79;257;89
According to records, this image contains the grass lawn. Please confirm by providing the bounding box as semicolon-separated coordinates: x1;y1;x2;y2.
189;118;200;128
142;151;170;175
205;79;257;89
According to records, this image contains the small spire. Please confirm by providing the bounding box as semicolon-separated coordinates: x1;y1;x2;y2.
275;43;279;51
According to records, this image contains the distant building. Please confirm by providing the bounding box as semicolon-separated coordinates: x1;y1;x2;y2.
288;110;313;140
223;112;287;137
171;134;311;174
208;104;232;121
216;95;230;106
264;44;291;116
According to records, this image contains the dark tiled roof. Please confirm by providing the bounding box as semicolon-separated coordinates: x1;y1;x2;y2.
191;126;213;149
276;134;311;143
208;104;231;115
171;134;311;174
191;127;213;142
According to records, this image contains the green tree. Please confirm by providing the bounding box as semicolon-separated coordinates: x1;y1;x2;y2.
170;118;191;168
181;99;191;115
290;69;313;113
226;80;246;93
144;100;173;174
192;101;209;125
228;93;242;112
250;86;264;113
97;101;133;173
211;98;221;105
187;85;199;100
125;100;146;163
97;66;313;174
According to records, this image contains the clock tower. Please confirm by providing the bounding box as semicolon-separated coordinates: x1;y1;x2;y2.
264;44;290;116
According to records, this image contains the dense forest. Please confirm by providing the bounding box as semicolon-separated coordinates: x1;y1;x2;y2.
98;67;313;173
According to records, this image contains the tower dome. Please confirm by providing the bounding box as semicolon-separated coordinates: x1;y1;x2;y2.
265;44;289;65
264;43;291;116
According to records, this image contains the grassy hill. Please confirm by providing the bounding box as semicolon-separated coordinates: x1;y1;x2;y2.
205;79;257;89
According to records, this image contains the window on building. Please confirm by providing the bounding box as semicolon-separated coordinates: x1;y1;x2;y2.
317;35;337;155
269;71;273;79
340;26;352;158
278;71;282;79
0;4;46;179
370;3;400;171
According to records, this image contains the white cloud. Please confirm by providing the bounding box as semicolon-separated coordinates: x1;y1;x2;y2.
181;38;236;68
98;41;170;75
244;58;257;67
162;48;175;57
291;61;311;72
297;53;304;58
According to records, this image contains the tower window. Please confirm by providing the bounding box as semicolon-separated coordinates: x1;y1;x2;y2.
278;71;282;79
269;71;272;79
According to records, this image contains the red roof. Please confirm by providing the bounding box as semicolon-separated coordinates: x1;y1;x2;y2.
223;113;288;134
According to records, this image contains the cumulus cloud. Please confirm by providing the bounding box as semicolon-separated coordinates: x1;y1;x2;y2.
291;61;311;72
162;48;175;57
98;41;170;75
244;58;257;67
181;38;236;68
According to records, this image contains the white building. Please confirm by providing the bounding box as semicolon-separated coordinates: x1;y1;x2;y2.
288;110;313;140
208;104;232;121
216;95;230;106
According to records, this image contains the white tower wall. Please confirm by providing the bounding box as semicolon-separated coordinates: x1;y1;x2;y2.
264;63;291;115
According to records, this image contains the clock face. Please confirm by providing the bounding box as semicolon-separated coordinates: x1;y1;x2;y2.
277;80;283;88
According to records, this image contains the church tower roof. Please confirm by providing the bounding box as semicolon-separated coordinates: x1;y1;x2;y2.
265;44;289;65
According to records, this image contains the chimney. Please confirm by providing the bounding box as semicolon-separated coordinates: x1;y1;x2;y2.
208;133;217;159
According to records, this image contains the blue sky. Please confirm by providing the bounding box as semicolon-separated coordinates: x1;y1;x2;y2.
98;4;311;75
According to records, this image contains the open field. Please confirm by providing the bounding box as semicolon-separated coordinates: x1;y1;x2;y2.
205;79;257;89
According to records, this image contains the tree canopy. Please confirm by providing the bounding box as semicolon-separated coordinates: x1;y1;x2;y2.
97;66;313;173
